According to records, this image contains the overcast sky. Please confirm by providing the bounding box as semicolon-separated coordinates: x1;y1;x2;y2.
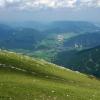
0;0;100;22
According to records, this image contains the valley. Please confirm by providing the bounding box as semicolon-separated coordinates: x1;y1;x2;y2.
0;21;100;99
0;21;100;77
0;0;100;99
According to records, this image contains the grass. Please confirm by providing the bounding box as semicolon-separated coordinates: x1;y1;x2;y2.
0;50;100;100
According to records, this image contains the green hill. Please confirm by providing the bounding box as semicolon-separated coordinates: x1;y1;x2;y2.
0;50;100;100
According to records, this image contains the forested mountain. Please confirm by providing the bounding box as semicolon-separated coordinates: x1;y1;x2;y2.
0;24;44;50
53;46;100;77
7;21;100;33
43;21;100;34
63;32;100;49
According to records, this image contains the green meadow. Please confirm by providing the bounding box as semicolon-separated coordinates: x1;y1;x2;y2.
0;50;100;100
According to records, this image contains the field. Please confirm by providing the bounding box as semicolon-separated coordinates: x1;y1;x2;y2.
0;50;100;100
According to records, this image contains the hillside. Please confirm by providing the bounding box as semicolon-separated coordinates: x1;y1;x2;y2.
32;31;100;61
63;32;100;49
0;24;44;50
0;50;100;100
53;46;100;77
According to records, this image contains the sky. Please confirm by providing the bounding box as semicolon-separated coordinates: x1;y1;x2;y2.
0;0;100;22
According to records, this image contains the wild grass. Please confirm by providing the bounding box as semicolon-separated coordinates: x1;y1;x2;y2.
0;50;100;100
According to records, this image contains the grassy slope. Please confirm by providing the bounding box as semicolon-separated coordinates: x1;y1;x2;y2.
0;50;100;100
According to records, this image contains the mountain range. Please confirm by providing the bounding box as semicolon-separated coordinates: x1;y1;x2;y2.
0;21;100;78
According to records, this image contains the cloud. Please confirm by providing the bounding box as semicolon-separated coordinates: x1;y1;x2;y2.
18;0;77;10
0;0;100;10
0;0;5;7
80;0;100;7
